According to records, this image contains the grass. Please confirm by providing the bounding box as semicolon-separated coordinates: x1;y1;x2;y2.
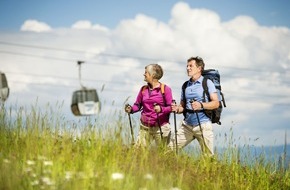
0;103;289;190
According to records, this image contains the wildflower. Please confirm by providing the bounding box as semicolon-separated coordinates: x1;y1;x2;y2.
76;171;87;179
41;177;55;186
111;173;124;180
143;173;153;180
31;180;39;186
43;161;53;166
65;171;74;180
26;160;35;165
3;159;10;164
24;167;33;173
170;188;181;190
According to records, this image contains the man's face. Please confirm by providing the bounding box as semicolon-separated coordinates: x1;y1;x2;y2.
187;60;200;77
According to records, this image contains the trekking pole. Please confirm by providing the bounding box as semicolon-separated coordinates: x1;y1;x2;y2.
154;103;163;139
190;99;206;151
125;104;135;145
172;100;178;155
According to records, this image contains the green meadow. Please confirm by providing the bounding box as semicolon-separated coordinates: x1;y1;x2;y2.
0;104;289;190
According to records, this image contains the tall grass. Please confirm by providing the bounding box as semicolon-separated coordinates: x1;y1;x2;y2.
0;104;289;190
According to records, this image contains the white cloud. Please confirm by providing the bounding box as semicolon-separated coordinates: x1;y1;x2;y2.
72;20;109;32
72;20;92;29
170;2;221;32
112;13;175;60
20;20;52;32
224;15;259;37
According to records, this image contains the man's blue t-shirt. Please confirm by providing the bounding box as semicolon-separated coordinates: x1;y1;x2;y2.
181;76;217;126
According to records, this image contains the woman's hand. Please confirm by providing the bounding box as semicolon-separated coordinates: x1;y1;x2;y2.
125;104;132;113
153;103;161;113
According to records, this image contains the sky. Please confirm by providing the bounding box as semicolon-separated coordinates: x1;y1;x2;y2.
0;0;290;148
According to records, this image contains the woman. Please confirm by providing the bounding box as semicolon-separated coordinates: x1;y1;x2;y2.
125;64;173;148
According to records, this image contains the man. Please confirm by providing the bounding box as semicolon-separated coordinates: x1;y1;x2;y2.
169;56;219;156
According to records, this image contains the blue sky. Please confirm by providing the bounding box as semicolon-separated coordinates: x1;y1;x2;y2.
1;0;290;30
0;0;290;148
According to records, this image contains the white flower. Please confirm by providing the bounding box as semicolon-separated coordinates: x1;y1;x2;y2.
144;173;153;180
41;177;54;186
170;187;181;190
24;167;32;173
111;173;124;180
65;171;74;180
31;180;39;186
43;161;53;166
76;171;87;179
26;160;35;165
3;159;10;164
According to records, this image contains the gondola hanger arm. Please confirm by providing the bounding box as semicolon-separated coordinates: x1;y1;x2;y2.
77;60;86;90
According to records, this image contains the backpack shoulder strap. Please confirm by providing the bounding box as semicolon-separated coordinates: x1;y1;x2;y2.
181;80;189;118
202;77;210;102
160;83;165;94
160;83;167;106
182;81;189;100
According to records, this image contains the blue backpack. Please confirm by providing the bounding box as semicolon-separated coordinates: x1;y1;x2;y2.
182;69;226;125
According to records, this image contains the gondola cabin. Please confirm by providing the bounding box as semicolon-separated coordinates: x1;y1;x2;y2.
71;88;101;116
0;72;9;102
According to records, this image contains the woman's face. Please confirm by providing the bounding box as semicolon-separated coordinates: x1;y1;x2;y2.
144;68;153;83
